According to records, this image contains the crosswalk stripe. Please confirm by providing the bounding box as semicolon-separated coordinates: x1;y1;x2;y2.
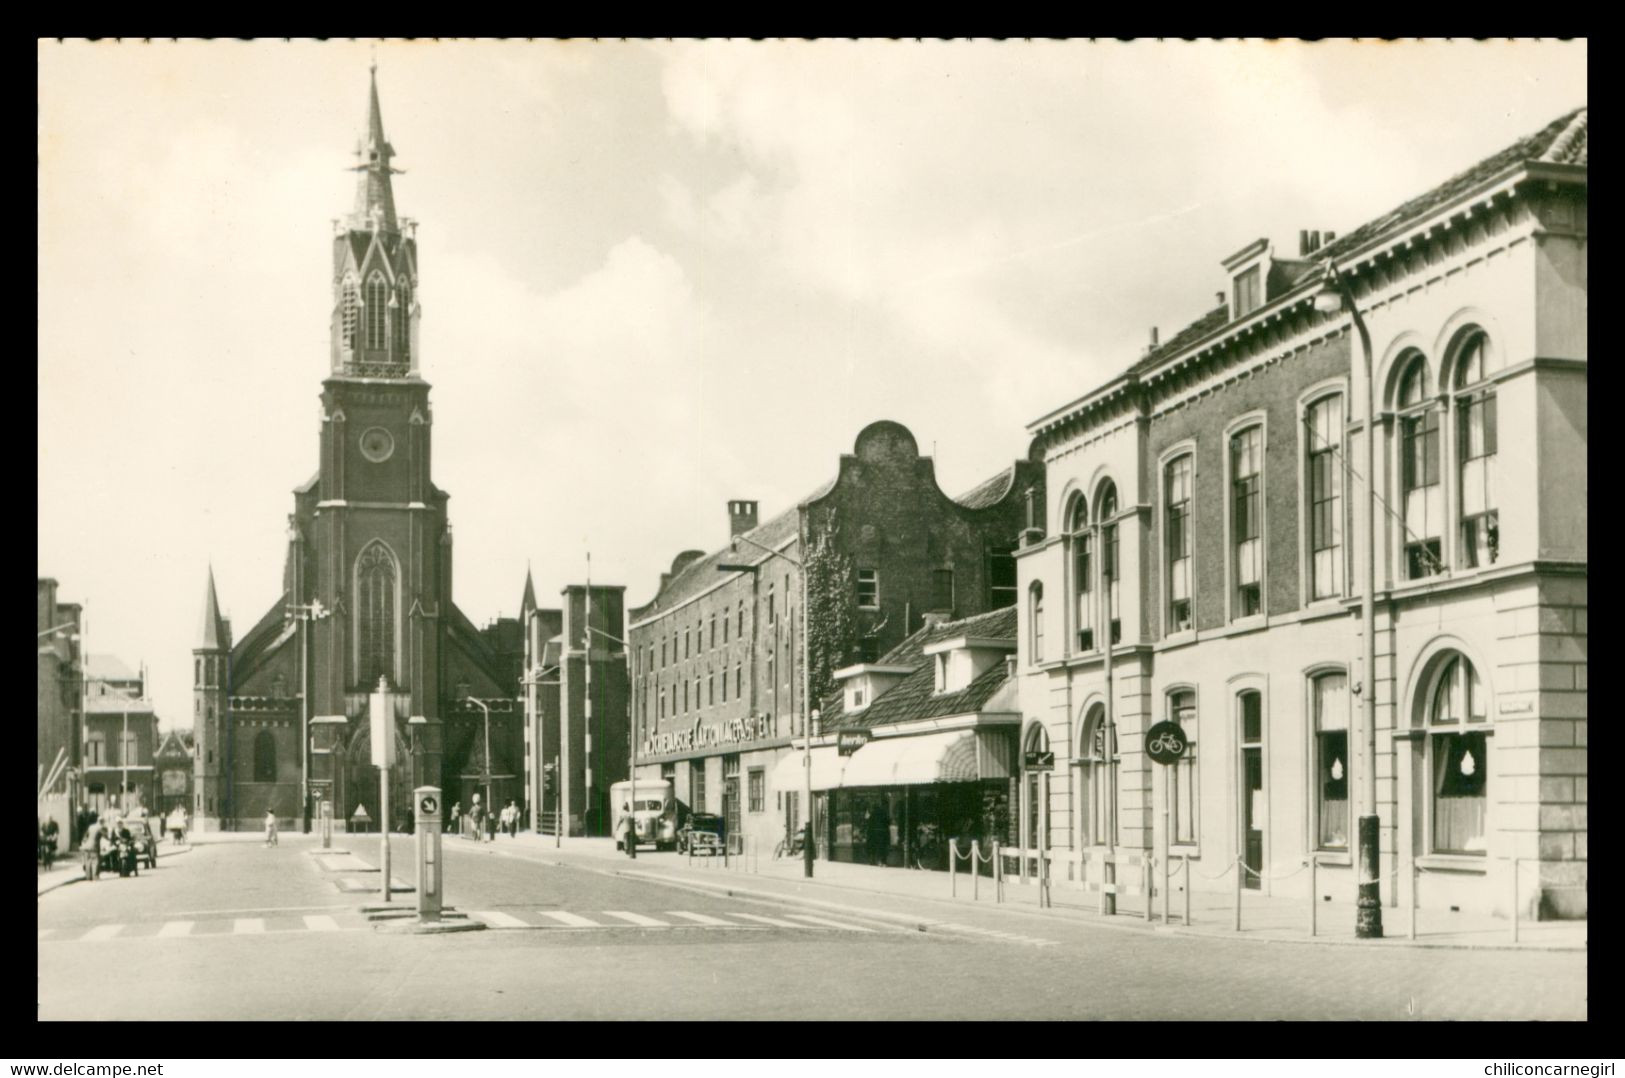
536;911;601;928
730;913;805;929
303;915;340;932
471;910;529;928
158;921;194;938
665;911;737;926
234;918;266;935
82;924;123;941
602;911;670;927
783;914;875;932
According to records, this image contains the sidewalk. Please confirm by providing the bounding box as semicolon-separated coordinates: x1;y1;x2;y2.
37;841;195;897
493;832;1587;952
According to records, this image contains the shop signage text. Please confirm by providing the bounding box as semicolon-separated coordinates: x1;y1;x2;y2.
641;714;774;758
837;731;870;757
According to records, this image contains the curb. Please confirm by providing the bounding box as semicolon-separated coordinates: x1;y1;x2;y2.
37;843;196;898
504;844;1587;954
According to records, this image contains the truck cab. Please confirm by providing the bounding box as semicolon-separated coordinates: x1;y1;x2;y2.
611;779;677;852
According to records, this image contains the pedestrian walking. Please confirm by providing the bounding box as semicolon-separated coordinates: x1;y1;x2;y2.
449;802;462;837
469;796;485;842
83;818;103;881
500;800;517;838
263;809;279;847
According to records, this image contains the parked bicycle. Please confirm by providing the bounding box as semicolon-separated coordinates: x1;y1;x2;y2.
772;828;806;860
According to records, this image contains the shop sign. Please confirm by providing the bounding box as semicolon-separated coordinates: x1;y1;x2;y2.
1024;749;1054;770
1144;720;1188;765
837;731;869;757
641;714;775;758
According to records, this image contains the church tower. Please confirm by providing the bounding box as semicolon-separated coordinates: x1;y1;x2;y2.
299;63;444;827
192;568;232;831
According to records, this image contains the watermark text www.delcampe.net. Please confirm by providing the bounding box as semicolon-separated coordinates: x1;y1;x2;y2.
12;1066;163;1076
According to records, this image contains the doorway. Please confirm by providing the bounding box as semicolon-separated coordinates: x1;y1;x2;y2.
1239;690;1263;890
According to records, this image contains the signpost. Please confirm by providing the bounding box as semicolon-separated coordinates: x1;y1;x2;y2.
369;677;397;903
1023;749;1055;770
1145;719;1188;924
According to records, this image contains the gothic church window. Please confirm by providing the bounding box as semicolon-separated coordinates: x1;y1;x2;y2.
342;277;359;351
365;272;388;350
254;730;276;783
394;280;412;357
356;542;397;687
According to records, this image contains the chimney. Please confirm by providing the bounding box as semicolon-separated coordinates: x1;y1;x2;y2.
728;500;759;539
1299;230;1333;257
920;611;950;631
1215;291;1226;308
1148;326;1159;352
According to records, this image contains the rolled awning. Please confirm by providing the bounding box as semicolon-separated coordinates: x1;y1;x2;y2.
774;728;1015;791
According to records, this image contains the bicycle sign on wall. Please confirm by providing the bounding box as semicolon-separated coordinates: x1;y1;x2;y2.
1144;720;1188;765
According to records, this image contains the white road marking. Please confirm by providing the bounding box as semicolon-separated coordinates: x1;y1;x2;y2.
730;913;805;928
157;921;194;938
536;911;601;928
602;911;670;927
81;924;123;941
303;915;341;932
783;913;875;932
470;910;529;928
665;911;737;926
234;918;266;935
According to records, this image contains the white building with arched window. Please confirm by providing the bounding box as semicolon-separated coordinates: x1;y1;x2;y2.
1015;107;1586;921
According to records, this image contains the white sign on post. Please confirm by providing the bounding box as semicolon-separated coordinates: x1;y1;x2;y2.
370;682;396;768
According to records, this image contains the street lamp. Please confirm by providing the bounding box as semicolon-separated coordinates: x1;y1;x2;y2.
465;696;494;843
1314;259;1384;940
720;529;815;878
286;596;331;833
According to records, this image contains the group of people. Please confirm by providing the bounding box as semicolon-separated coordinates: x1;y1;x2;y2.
78;809;149;880
448;795;522;841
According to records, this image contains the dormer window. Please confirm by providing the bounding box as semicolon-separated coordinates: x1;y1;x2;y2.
934;654;949;693
1221;237;1270;321
1233;265;1261;317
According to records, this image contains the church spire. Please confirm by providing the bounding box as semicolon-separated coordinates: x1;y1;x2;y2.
521;566;538;619
197;566;227;651
352;62;400;232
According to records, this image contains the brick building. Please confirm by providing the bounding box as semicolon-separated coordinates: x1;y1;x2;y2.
1016;107;1586;920
37;578;83;846
83;655;160;816
190;68;526;833
520;579;630;837
629;419;1041;857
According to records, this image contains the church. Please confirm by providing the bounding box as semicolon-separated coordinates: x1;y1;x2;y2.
190;69;527;833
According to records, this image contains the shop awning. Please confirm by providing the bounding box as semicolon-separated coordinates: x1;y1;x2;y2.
841;730;1013;786
770;746;850;792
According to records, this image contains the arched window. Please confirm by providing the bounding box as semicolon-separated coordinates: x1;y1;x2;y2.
341;277;359;351
1311;671;1349;850
1304;394;1345;599
1023;723;1051;851
1098;481;1121;644
1165;455;1193;632
356;542;396;687
1397;354;1443;578
365;272;388;350
1076;704;1118;847
1420;653;1490;855
1238;689;1264;888
1069;495;1093;651
1230;427;1263;617
253;730;276;783
1028;582;1044;664
394;279;412;358
1169;690;1198;845
1454;331;1498;567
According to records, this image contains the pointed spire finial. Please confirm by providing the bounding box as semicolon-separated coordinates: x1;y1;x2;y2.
198;565;227;651
350;59;399;232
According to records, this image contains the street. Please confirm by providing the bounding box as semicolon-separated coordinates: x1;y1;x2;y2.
36;835;1586;1021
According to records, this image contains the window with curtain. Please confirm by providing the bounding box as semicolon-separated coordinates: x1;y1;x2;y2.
1312;672;1349;850
253;730;276;783
1170;691;1198;845
1076;706;1118;847
1069;496;1094;651
365;272;388;350
1455;332;1499;568
356;543;396;687
1231;427;1263;616
1425;654;1489;854
1166;455;1193;632
1023;724;1050;850
1305;395;1345;600
1399;357;1444;578
1099;483;1121;644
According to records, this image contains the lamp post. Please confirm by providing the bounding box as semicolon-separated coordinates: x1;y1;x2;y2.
465;696;494;843
286;597;330;833
1315;259;1384;939
368;676;401;902
720;528;814;877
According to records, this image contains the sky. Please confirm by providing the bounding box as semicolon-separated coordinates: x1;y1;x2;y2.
38;38;1586;728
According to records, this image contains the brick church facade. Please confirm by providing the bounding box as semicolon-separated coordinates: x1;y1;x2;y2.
191;69;525;832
